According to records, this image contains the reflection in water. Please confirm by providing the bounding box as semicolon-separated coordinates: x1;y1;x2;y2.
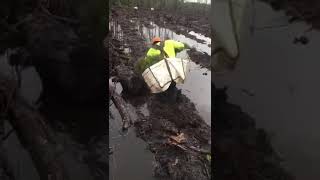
215;2;320;180
109;21;124;41
109;21;131;55
177;60;211;125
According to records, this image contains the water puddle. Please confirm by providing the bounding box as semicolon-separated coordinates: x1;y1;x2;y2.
188;31;211;45
109;102;156;180
214;1;320;179
176;51;211;125
109;82;156;180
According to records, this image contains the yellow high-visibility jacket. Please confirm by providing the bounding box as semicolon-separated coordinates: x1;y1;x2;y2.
135;40;185;73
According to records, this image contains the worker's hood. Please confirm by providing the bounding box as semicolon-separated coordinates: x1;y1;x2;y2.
212;0;251;74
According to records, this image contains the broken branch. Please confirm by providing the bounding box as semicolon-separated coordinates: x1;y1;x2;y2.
109;79;131;130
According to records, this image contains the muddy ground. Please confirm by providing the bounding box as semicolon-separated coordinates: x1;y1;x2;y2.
213;85;295;180
110;6;211;69
109;6;211;180
261;0;320;30
108;4;303;180
0;1;108;179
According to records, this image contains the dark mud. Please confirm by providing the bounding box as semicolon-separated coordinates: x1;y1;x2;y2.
261;0;320;30
152;9;210;39
0;55;108;180
187;48;211;69
0;1;107;179
111;6;211;69
109;7;211;180
134;95;211;180
213;85;294;180
112;6;210;39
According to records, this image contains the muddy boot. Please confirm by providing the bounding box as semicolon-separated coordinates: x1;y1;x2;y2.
168;89;177;103
167;82;179;103
156;93;169;103
155;82;177;103
176;89;182;102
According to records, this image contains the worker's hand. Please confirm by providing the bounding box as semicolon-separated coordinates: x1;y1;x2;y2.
184;43;191;49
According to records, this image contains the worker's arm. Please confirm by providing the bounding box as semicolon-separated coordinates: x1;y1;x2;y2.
172;40;185;53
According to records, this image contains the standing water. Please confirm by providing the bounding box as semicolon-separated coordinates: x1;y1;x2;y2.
214;2;320;180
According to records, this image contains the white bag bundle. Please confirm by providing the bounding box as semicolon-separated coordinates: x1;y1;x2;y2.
142;58;190;93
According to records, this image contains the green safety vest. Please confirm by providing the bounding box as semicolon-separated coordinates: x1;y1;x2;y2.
135;40;185;73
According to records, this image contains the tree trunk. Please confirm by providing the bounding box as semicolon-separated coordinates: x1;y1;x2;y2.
8;97;69;180
0;75;68;180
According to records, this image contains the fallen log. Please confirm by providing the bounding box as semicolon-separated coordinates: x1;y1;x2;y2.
8;96;69;180
109;79;131;130
0;75;69;180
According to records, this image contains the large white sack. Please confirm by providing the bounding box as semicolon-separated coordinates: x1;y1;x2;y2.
142;58;190;93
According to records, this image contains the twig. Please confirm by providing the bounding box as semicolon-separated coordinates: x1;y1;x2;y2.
168;138;210;154
2;128;14;141
187;145;211;154
203;160;210;179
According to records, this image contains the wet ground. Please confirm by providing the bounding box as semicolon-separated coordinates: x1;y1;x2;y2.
215;1;320;180
109;6;211;180
261;0;320;30
0;52;107;180
109;83;156;180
